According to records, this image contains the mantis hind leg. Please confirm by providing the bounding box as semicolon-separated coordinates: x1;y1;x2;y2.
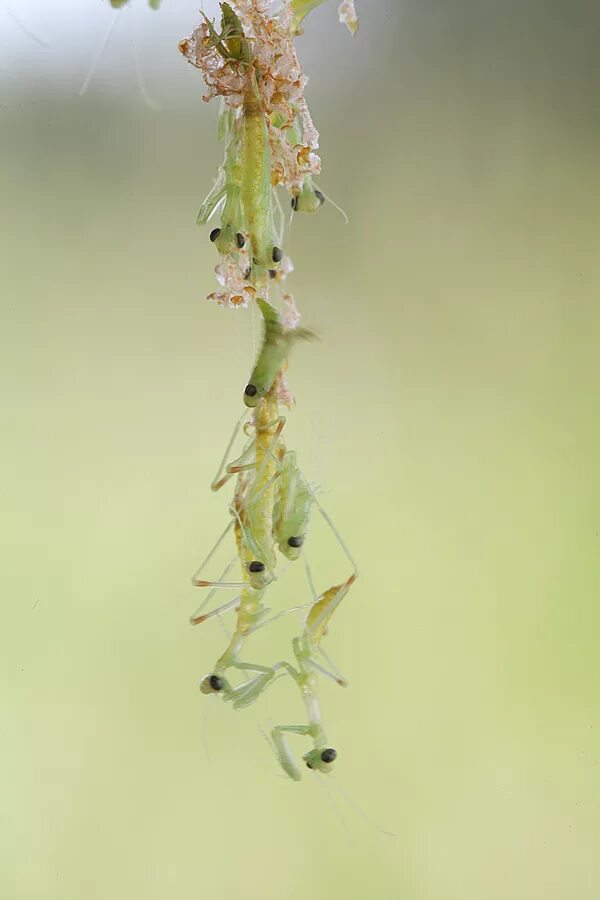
211;412;251;492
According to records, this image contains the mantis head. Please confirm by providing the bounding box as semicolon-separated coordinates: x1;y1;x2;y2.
290;178;325;214
278;533;304;561
303;747;337;774
210;225;246;255
200;673;231;695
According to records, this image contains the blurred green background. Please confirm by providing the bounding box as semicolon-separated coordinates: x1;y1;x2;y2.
2;1;600;898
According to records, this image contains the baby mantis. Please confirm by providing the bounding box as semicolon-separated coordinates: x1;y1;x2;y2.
271;574;356;780
273;449;313;560
191;387;286;693
198;108;247;256
201;3;283;273
244;298;315;408
216;573;356;779
283;116;325;213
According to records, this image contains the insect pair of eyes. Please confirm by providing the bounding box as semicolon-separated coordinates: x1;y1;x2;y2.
306;748;337;767
290;191;324;211
209;227;246;248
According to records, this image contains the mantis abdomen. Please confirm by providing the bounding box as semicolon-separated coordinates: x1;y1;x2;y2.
242;82;277;269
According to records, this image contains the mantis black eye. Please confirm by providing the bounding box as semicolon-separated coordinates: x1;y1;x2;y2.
287;536;303;548
209;674;224;691
305;760;314;769
236;232;246;248
209;227;221;242
272;246;283;263
314;190;325;205
291;197;298;211
248;561;265;573
320;748;336;763
244;384;258;397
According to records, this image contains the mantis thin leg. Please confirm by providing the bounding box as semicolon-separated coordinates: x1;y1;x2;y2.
247;600;314;634
307;657;347;688
272;185;285;246
190;594;240;626
227;661;297;710
271;725;312;782
79;9;121;96
1;0;50;47
193;577;249;590
190;518;235;583
189;556;238;622
318;189;349;224
210;411;248;491
302;550;318;601
316;644;348;687
130;8;161;111
311;492;359;577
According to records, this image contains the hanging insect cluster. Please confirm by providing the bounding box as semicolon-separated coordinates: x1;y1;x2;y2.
178;0;359;782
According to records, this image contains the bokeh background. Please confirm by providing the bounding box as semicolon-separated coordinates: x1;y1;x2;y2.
2;1;600;897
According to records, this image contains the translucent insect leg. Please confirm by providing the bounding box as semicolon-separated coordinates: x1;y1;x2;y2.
193;577;249;590
270;725;312;782
317;189;349;224
189;556;238;623
210;411;249;492
302;550;318;601
79;8;121;96
189;594;240;626
306;657;347;688
310;493;359;578
321;775;398;839
272;186;285;247
247;600;315;634
190;519;235;583
1;0;50;47
315;644;348;687
130;8;161;111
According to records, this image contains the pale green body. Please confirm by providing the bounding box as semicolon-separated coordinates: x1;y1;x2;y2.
198;109;246;254
199;4;278;269
244;299;314;408
241;82;279;269
292;175;324;213
273;450;313;559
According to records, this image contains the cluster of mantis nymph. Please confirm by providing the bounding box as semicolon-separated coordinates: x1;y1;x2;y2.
190;356;359;781
174;1;360;782
101;0;355;782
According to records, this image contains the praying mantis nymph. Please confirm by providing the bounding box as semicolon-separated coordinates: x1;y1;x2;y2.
244;298;315;408
199;3;282;272
272;113;324;214
273;449;313;560
204;112;247;256
192;389;302;704
217;574;356;779
290;176;325;213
